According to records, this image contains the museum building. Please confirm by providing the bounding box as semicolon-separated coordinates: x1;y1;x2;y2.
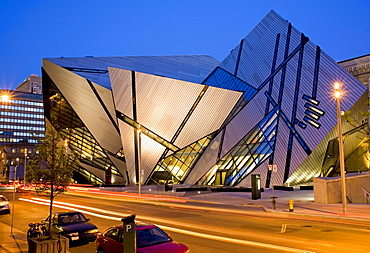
41;10;368;187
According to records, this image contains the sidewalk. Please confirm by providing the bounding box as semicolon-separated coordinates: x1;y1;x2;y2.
183;188;370;221
0;224;28;253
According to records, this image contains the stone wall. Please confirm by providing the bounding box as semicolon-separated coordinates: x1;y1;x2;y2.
314;172;370;204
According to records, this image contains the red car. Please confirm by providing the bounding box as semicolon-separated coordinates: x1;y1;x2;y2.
96;223;189;253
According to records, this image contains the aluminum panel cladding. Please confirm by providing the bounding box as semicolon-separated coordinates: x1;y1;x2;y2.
43;60;122;153
89;78;118;126
174;86;242;148
132;71;205;141
106;153;128;183
109;67;133;119
46;55;220;89
117;120;136;183
138;134;167;184
286;92;369;186
220;89;267;158
118;119;166;184
280;42;366;151
214;10;367;187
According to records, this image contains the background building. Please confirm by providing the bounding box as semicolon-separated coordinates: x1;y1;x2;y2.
42;10;368;187
15;74;42;94
0;75;45;181
339;54;370;88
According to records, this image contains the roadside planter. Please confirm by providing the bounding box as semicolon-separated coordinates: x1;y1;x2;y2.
28;236;69;253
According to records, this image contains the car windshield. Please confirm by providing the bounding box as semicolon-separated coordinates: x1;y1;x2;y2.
59;213;87;224
0;196;7;201
136;227;171;248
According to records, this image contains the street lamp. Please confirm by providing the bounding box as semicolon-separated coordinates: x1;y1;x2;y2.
0;94;10;102
10;158;19;234
137;124;141;196
0;152;4;179
24;148;27;186
334;82;347;214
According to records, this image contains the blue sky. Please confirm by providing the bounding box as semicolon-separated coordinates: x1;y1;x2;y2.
1;0;369;90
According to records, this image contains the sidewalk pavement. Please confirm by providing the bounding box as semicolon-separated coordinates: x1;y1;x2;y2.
1;187;369;253
0;224;27;253
183;188;370;221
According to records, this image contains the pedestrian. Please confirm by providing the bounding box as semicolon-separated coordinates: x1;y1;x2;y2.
271;196;277;210
289;199;294;212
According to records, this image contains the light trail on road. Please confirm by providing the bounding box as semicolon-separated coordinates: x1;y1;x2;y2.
68;186;188;203
19;197;315;252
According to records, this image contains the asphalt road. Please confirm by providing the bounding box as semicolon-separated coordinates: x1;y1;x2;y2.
1;190;370;253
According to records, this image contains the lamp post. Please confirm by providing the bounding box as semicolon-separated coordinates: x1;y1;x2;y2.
0;152;4;179
137;124;141;196
334;82;347;214
10;158;19;234
23;148;27;186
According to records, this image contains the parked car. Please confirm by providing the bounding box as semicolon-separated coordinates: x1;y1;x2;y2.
96;223;189;253
0;195;10;214
41;211;99;242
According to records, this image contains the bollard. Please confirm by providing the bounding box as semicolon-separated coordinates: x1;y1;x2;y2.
288;199;294;212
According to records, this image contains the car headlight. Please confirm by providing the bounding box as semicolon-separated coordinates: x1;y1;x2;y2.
88;229;99;234
4;204;10;209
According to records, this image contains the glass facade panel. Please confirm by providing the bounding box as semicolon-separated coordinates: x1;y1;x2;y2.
147;134;213;184
199;107;278;186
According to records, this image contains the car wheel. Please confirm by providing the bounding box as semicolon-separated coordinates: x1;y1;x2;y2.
96;247;105;253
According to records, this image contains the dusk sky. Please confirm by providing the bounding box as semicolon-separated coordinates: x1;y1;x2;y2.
1;0;369;90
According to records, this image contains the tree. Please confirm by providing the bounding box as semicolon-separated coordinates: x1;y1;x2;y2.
26;124;79;236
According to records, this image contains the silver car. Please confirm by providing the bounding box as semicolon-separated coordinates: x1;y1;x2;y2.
0;195;10;214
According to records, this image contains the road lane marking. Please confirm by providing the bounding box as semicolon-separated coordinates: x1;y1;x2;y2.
20;197;314;252
281;224;287;233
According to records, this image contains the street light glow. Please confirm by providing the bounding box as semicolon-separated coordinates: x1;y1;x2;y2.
0;94;10;102
334;91;341;98
334;82;340;91
334;82;342;98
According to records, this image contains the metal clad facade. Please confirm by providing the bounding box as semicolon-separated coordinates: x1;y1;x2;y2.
43;10;367;186
43;60;122;152
46;55;220;89
134;72;203;141
109;67;133;118
212;10;367;186
175;86;242;148
117;122;136;183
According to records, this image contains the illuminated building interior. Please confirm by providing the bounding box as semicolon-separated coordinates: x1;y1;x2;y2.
43;70;124;185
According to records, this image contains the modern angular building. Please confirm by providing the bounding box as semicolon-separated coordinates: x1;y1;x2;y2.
42;10;368;187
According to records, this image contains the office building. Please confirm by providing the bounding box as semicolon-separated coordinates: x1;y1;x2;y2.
0;75;45;180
